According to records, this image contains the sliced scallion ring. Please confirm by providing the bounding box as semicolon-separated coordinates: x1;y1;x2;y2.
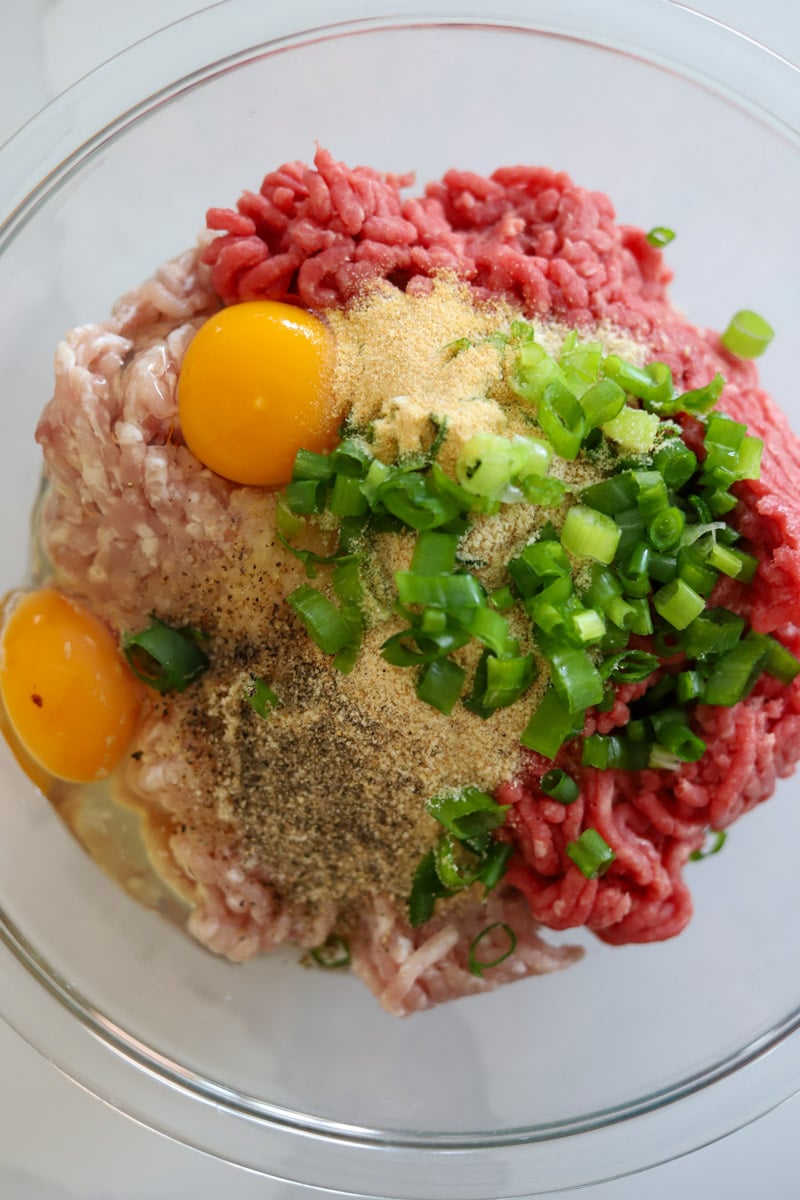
122;617;210;693
721;309;775;359
310;934;351;969
244;676;280;718
468;922;517;977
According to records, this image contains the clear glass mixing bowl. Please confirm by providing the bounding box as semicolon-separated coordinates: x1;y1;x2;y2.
1;2;799;1196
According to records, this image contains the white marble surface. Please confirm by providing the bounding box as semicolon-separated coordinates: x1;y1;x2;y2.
1;2;799;1197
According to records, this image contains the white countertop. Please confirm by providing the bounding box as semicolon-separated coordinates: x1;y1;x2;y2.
1;2;799;1197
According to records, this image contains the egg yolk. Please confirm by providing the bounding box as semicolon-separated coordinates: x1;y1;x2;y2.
0;589;143;783
177;300;338;487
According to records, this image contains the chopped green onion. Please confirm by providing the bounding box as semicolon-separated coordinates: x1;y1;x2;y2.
653;578;706;630
284;478;325;514
330;438;372;478
565;828;616;878
377;471;462;530
677;670;704;702
690;830;728;861
122;617;210;693
244;676;280;717
477;842;514;893
292;448;333;482
547;643;605;713
416;656;466;714
754;634;800;684
580;378;626;429
721;309;775;359
489;585;516;611
511;340;567;403
408;850;450;927
581;472;638;515
599;649;660;683
653;439;698;489
601;355;674;409
287;584;354;655
520;687;580;758
560;504;621;564
677;373;725;416
410;531;459;576
540;768;580;804
396;571;484;610
702;636;768;706
426;788;509;844
434;833;480;891
468;922;517;977
581;733;650;770
329;474;369;517
649;505;685;551
646;226;676;248
508;541;571;598
538;380;586;460
310;934;351;969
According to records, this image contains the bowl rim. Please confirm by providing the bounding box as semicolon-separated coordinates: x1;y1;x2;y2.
1;1;799;1195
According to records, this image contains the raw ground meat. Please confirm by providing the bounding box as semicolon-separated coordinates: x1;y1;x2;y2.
33;149;800;1013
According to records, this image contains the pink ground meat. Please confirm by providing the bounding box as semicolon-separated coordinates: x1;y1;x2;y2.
34;150;800;1014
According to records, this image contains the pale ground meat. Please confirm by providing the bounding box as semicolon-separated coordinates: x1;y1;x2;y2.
35;247;581;1016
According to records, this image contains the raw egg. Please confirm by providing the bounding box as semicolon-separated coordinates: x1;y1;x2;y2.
178;300;337;487
0;588;142;783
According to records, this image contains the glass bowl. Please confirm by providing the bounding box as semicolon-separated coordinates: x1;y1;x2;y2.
1;2;799;1196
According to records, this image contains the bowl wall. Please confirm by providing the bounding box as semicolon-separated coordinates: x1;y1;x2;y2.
1;3;799;1196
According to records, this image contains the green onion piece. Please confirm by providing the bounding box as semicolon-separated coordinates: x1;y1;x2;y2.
408;850;450;927
377;471;462;530
579;378;626;429
677;544;719;597
416;657;466;714
721;309;775;359
703;637;768;706
380;626;470;666
540;768;580;804
310;934;351;969
410;531;459;576
396;571;484;610
599;649;660;683
581;733;650;770
649;711;706;762
649;506;685;551
646;226;676;248
677;373;725;416
547;643;605;713
635;470;669;520
511;340;567;403
520;687;580;758
330;438;372;478
292;448;333;482
677;670;704;702
468;922;517;977
434;833;480;891
648;551;678;583
244;676;280;717
707;541;744;578
680;609;744;658
653;439;698;490
601;355;674;408
465;649;533;715
581;472;638;516
449;605;517;657
690;830;728;861
568;608;607;646
626;598;654;636
477;842;514;893
329;474;368;517
538;380;586;460
585;563;623;609
613;507;647;564
489;585;516;611
508;540;571;598
565;828;616;879
122;618;210;693
560;504;621;565
284;479;325;515
426;787;508;842
456;434;518;499
520;476;568;507
287;584;354;655
753;634;800;684
653;578;706;630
